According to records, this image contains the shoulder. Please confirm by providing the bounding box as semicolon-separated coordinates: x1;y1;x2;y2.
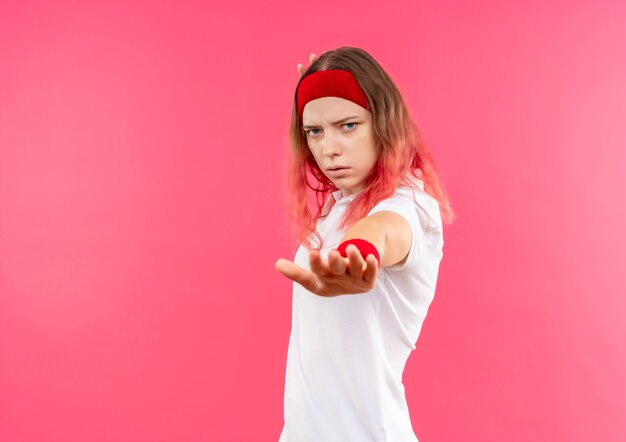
391;175;442;233
367;175;432;219
364;175;442;271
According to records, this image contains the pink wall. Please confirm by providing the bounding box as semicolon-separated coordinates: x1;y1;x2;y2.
1;1;625;441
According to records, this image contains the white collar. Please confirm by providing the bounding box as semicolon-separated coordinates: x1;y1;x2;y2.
331;188;362;203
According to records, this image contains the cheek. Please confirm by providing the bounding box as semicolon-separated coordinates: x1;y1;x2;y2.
309;144;320;157
307;139;319;153
357;136;379;161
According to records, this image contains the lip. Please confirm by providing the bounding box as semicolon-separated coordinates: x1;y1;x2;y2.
327;167;350;177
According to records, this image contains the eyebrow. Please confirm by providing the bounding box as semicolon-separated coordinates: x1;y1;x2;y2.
302;116;360;129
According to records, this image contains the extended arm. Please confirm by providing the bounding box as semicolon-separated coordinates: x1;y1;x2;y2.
274;211;412;297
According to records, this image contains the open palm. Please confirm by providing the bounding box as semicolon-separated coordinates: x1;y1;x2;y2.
275;244;379;297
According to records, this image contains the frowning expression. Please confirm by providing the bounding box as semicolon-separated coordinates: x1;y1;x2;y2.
302;97;379;196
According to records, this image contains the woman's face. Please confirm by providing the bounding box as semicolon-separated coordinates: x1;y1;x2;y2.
302;97;379;197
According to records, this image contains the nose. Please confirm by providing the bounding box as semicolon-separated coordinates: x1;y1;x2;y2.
322;132;341;157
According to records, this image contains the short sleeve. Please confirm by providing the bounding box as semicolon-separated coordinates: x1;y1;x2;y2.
367;197;422;272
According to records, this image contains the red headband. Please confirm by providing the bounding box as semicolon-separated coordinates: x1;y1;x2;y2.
296;69;369;121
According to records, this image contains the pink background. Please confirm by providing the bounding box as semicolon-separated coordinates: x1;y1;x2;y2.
1;1;625;441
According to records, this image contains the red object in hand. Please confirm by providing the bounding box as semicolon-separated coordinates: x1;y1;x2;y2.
336;238;381;267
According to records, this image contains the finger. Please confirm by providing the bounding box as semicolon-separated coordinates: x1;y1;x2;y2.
275;258;317;290
297;63;303;75
309;249;330;276
346;244;366;277
309;53;316;63
328;250;347;275
274;258;302;281
362;254;379;285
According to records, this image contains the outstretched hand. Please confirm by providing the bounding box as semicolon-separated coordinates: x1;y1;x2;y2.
274;244;379;297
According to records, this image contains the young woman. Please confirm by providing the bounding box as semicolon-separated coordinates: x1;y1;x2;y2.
274;47;455;441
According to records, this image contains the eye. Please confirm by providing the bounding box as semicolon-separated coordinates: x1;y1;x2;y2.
305;123;357;137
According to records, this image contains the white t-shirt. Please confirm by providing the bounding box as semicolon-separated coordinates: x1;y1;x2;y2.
279;174;444;442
